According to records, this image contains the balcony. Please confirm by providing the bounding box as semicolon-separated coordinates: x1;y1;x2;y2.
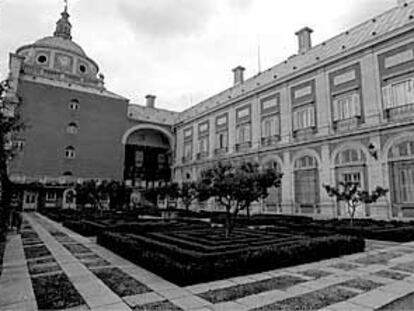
261;135;280;147
385;103;414;121
196;151;209;160
333;116;361;132
214;147;228;156
293;127;316;141
181;156;192;163
235;141;252;152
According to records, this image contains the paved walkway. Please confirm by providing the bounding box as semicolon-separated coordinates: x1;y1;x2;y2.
0;213;413;310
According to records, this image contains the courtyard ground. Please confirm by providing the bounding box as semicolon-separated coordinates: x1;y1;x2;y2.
0;213;413;311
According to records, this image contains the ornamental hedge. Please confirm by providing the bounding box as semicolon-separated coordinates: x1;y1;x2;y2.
97;231;364;285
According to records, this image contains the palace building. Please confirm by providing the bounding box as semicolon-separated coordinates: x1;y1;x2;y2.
6;1;414;218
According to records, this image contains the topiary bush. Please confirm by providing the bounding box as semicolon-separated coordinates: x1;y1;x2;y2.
98;230;364;286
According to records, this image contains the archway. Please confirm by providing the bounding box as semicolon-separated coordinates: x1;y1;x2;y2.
122;125;173;189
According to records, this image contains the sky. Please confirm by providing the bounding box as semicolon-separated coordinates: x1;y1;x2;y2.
0;0;396;111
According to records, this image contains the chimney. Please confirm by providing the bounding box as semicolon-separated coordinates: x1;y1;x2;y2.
145;94;156;108
232;66;245;85
295;27;313;54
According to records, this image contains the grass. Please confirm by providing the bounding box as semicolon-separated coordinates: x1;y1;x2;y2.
27;256;56;266
0;241;5;277
24;245;52;259
390;261;414;273
132;301;183;310
62;243;92;255
28;263;62;276
338;278;383;291
373;270;411;280
31;273;86;310
353;252;400;265
297;269;331;279
92;267;151;297
83;258;111;269
329;262;360;271
198;275;306;304
251;285;358;310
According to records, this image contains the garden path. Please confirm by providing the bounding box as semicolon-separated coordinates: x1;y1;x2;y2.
0;213;414;311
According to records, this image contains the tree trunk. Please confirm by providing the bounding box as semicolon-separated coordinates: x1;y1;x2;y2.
246;204;250;219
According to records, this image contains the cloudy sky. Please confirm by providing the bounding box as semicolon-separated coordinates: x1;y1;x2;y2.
0;0;395;111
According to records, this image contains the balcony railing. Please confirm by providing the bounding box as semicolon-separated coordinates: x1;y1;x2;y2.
385;103;414;121
235;141;252;152
333;116;361;132
196;152;209;160
261;135;280;147
214;147;228;156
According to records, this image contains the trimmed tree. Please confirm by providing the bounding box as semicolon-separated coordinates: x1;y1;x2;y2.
323;181;388;226
0;79;24;235
165;182;198;211
197;161;283;237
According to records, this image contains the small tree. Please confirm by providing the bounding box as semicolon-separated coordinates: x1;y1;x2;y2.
323;181;388;226
106;180;131;210
75;180;109;211
166;182;198;211
197;161;283;237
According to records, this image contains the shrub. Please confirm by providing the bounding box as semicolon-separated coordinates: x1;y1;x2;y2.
98;231;364;286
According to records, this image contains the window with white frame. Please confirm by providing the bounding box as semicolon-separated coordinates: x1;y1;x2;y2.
199;136;208;154
216;132;228;149
69;99;80;111
66;122;79;134
184;142;192;160
294;155;319;205
261;116;280;138
293;105;315;130
382;78;414;110
46;191;57;202
333;92;361;121
237;123;251;144
389;140;414;204
65;146;76;159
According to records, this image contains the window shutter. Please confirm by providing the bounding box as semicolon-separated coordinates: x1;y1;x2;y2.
309;106;315;126
382;85;392;109
293;110;298;130
353;93;361;117
408;79;414;104
274;116;280;135
333;98;339;121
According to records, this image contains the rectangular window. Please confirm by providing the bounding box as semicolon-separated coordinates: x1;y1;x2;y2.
333;92;361;121
261;95;279;114
295;169;319;204
261;115;280;138
392;161;414;203
46;192;57;202
198;121;209;135
382;78;414;109
293;105;315;130
216;115;228;127
216;132;228;149
199;137;208;154
237;124;251;144
184;127;193;140
184;142;192;160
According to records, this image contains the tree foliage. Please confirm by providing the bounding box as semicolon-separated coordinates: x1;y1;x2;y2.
197;161;283;236
323;181;388;226
75;180;131;211
0;79;24;233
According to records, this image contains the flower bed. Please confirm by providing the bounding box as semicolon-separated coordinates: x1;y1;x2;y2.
98;227;364;286
91;267;151;297
24;245;52;259
31;273;86;310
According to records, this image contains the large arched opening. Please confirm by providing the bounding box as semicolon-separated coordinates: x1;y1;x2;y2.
122;125;174;189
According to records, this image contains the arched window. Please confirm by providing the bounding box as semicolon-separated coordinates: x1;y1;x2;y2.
69;99;80;111
65;146;76;159
389;139;414;207
334;148;366;188
263;160;282;212
66;122;78;134
294;155;319;213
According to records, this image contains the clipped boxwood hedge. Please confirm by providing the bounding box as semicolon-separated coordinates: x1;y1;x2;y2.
97;231;364;286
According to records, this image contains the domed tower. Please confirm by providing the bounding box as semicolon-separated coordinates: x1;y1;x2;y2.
7;5;129;211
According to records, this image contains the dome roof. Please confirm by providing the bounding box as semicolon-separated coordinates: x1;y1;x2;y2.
34;36;86;56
